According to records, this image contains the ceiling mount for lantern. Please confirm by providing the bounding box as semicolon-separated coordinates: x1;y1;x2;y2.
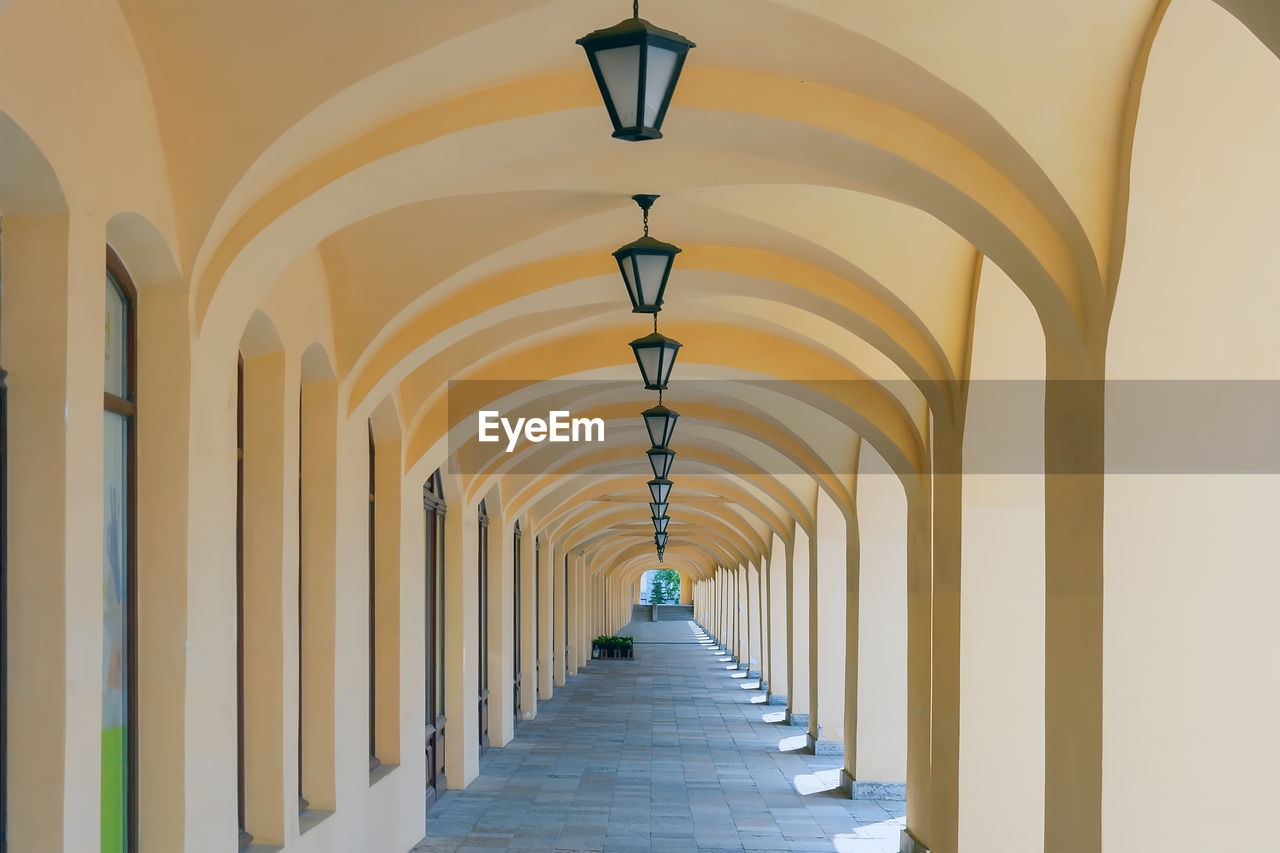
576;2;696;141
630;330;681;390
642;404;679;449
614;194;681;314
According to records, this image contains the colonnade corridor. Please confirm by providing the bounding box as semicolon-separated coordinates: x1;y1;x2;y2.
419;621;903;853
5;2;1280;853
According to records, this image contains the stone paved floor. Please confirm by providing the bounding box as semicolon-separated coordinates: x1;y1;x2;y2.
415;621;905;853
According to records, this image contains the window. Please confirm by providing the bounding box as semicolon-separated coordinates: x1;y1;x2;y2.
103;249;137;853
477;501;489;752
297;391;306;812
512;522;521;720
235;354;250;849
0;219;8;852
424;471;446;806
564;555;569;672
534;537;540;688
368;424;377;769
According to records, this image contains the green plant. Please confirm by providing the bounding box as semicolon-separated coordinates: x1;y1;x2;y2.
649;568;681;604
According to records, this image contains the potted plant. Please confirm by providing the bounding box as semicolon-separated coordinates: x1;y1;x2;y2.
592;635;634;659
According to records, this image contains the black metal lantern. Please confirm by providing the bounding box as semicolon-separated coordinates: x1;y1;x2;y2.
652;515;669;534
642;404;679;449
614;194;680;313
649;501;669;518
647;446;675;479
576;4;696;141
630;331;681;391
647;477;673;504
654;532;669;549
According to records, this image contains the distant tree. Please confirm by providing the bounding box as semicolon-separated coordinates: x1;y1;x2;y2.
649;569;681;604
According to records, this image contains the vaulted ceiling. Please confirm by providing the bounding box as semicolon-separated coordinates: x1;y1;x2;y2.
99;0;1273;582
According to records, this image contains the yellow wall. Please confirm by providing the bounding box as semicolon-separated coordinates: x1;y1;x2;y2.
1103;2;1280;850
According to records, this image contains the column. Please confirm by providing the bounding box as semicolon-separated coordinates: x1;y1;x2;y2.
486;510;513;748
3;213;106;851
811;489;846;756
518;524;537;717
747;562;763;678
444;501;479;787
767;534;789;706
737;564;750;668
788;530;810;729
553;545;566;687
537;536;553;700
851;444;908;793
958;258;1045;850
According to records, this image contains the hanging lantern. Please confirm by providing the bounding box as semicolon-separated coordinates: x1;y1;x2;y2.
649;501;669;518
630;330;681;391
647;446;675;479
652;515;669;534
642;404;679;449
575;4;696;141
647;477;673;504
614;194;680;313
654;532;669;549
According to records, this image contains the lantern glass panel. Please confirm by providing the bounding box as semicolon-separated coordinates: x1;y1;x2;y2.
635;253;670;306
647;448;674;479
637;345;663;388
594;45;641;127
620;256;639;303
654;532;669;549
652;516;669;534
649;501;669;518
643;405;678;448
643;45;679;126
648;478;672;504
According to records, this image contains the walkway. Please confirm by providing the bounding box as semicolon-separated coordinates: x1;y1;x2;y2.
415;621;905;852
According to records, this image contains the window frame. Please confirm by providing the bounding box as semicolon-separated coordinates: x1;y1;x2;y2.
103;247;138;853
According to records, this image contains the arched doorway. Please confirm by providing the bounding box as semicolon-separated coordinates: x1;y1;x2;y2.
640;569;680;605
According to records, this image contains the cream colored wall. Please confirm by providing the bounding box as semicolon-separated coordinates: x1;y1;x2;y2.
853;444;907;784
766;535;789;702
812;489;847;750
1103;2;1280;850
789;527;811;724
958;258;1045;852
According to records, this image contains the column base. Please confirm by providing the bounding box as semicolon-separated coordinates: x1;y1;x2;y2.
899;828;930;853
787;711;809;727
809;735;843;756
738;662;750;671
768;694;788;706
746;670;761;680
852;780;906;801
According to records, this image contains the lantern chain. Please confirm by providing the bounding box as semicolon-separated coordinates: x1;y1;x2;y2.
643;206;649;236
634;0;639;19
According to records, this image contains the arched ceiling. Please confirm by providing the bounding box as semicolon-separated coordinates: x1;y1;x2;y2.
108;0;1178;581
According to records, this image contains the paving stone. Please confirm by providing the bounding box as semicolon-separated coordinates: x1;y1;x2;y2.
417;620;904;853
